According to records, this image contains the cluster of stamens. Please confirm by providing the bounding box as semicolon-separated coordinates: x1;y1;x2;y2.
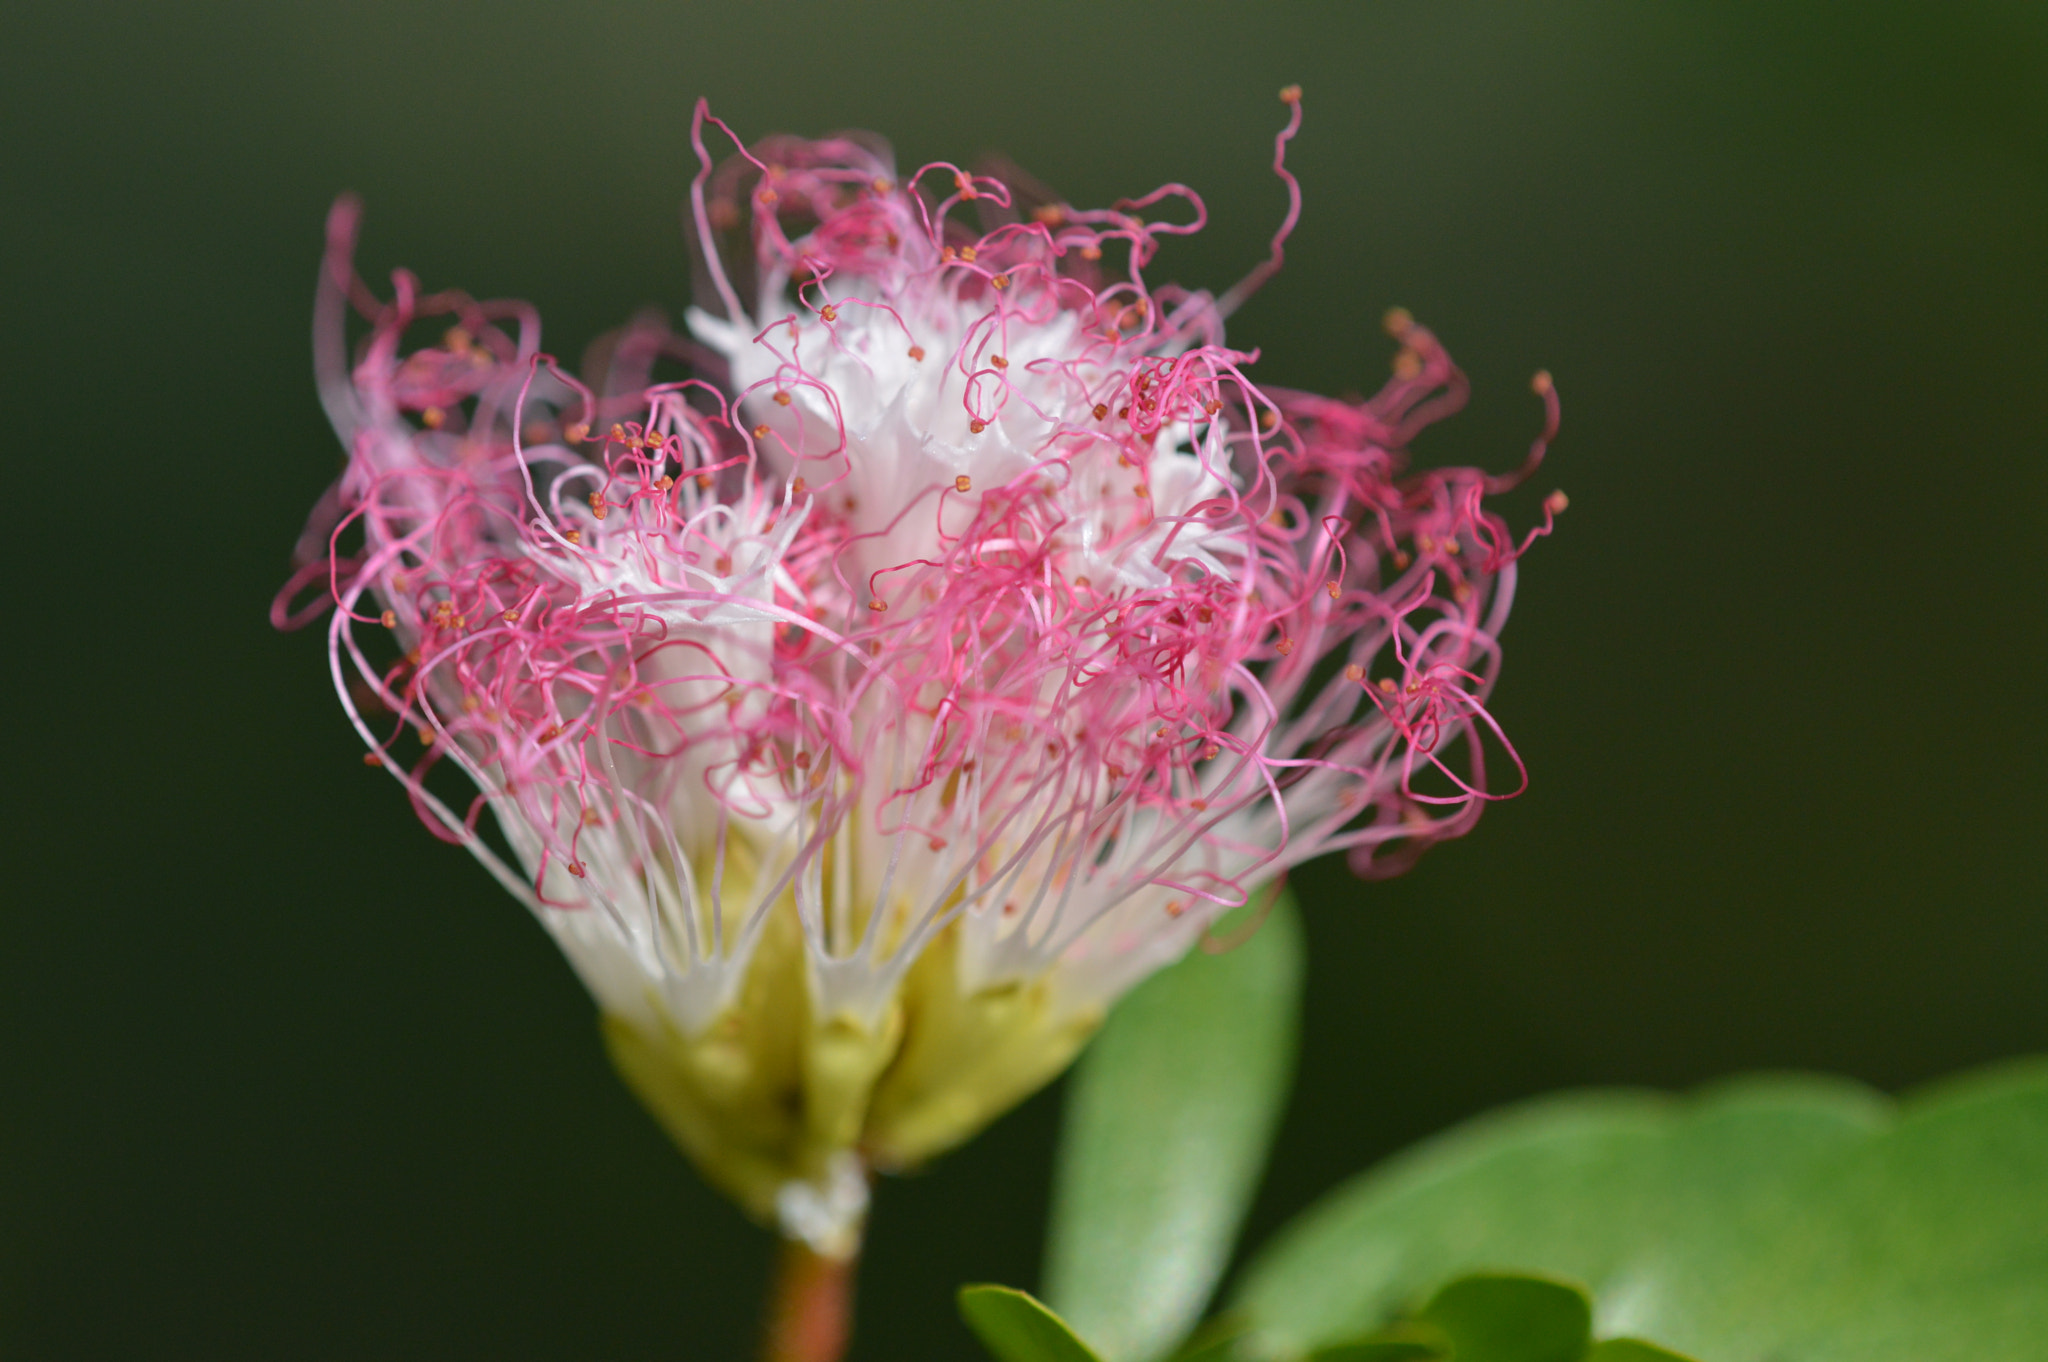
278;91;1562;1026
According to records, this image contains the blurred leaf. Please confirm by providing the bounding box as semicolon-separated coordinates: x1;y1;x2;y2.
960;1284;1105;1362
1230;1059;2048;1361
1580;1342;1699;1362
1165;1316;1256;1362
1044;888;1303;1361
1415;1274;1589;1362
1304;1337;1446;1362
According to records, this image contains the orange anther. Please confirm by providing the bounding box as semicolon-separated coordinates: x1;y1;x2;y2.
1379;677;1398;694
380;609;397;629
421;407;445;429
1344;663;1366;682
589;492;608;520
1327;580;1341;599
871;177;891;193
969;419;987;434
1383;307;1414;338
1080;245;1102;261
565;423;589;444
1280;84;1303;103
1276;637;1294;656
1546;490;1570;514
868;598;888;612
654;474;673;491
363;752;383;767
959;245;977;263
791;477;807;496
566;861;587;878
502;609;517;623
1092;403;1109;420
990;354;1008;369
752;424;771;439
564;529;581;545
908;345;926;361
954;475;972;493
992;274;1009;290
697;473;714;490
773;390;792;406
1532;369;1554;395
1392;550;1412;569
820;304;838;322
1033;205;1065;226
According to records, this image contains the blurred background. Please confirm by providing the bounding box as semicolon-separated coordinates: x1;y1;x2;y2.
4;2;2044;1357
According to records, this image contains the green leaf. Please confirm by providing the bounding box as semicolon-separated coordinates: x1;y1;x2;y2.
1230;1059;2048;1361
1044;888;1303;1361
1580;1342;1699;1362
1304;1337;1446;1362
1164;1316;1255;1362
959;1284;1105;1362
1415;1274;1590;1362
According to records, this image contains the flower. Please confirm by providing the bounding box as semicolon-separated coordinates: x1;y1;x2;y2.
276;93;1560;1258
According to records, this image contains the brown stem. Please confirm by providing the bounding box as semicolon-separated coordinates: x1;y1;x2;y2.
760;1239;857;1362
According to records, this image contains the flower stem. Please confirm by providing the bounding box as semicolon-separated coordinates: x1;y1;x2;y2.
760;1238;857;1362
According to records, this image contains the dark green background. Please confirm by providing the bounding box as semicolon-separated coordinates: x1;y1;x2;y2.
5;3;2044;1357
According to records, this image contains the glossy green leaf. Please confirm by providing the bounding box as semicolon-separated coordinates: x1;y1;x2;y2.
1231;1059;2048;1361
1045;889;1303;1361
1416;1274;1590;1362
959;1284;1105;1362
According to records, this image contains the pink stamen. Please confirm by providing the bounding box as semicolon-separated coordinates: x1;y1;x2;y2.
277;91;1559;1013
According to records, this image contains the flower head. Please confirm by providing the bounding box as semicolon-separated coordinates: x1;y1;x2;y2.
277;94;1560;1255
